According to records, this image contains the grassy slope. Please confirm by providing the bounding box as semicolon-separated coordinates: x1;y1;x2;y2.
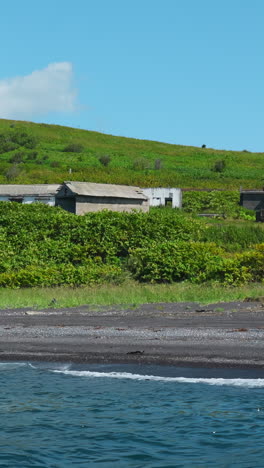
0;119;263;189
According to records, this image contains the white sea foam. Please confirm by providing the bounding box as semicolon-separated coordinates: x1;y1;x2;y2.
52;369;264;388
28;363;37;369
0;362;27;370
55;364;71;372
30;363;71;372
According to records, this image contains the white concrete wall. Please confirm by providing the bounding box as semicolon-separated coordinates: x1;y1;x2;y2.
142;188;182;208
0;196;55;206
24;196;56;206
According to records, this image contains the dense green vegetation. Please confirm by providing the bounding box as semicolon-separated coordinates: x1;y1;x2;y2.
0;119;263;189
182;191;254;220
0;203;263;288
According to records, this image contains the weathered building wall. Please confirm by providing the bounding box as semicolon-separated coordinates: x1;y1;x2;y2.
75;196;149;215
142;188;182;208
240;192;264;211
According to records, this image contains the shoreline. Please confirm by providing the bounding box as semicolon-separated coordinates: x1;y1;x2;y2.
0;300;264;369
2;354;264;370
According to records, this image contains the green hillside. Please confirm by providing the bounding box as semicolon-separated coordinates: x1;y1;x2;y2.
0;119;262;189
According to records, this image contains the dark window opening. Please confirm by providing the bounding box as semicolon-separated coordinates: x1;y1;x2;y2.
165;197;172;207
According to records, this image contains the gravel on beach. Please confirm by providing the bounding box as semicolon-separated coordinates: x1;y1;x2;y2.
0;300;264;368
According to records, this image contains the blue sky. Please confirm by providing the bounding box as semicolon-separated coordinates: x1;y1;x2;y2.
0;0;263;151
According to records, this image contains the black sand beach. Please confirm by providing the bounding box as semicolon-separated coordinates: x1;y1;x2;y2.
0;300;264;368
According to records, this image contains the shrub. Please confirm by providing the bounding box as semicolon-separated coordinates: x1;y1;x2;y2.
0;263;123;287
202;224;264;251
63;143;84;153
237;244;264;282
9;152;25;164
10;130;38;149
208;245;264;285
132;158;151;171
0;134;18;154
210;257;252;285
0;130;38;154
128;241;224;283
182;191;254;219
26;151;38;160
5;164;21;181
128;240;263;285
98;154;111;167
212;160;226;173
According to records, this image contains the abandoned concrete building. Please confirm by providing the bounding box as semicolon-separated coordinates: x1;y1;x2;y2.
142;187;182;208
240;190;264;211
0;184;60;205
55;181;149;214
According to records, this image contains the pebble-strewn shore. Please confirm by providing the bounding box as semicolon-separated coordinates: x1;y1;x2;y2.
0;300;264;368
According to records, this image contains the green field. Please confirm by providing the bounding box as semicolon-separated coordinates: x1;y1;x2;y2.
0;119;263;189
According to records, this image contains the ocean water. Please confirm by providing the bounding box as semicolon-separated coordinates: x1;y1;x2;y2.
1;363;264;467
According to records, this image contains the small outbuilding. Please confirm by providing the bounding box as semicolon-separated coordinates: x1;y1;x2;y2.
240;190;264;211
0;184;60;206
55;181;149;214
142;187;182;208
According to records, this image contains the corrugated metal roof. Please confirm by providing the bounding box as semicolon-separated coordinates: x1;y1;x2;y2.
0;184;61;196
64;181;148;200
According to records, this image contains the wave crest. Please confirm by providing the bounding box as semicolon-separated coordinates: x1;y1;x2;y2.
52;369;264;387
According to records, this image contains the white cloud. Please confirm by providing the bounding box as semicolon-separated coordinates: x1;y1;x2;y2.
0;62;77;118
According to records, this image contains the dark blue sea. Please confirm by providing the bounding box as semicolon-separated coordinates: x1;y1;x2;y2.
1;362;264;467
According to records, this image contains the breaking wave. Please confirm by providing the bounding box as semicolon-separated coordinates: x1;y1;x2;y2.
52;369;264;387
